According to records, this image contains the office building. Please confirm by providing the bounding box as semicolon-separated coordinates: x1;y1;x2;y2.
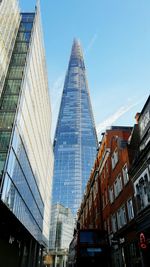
0;0;20;97
49;204;74;266
52;39;98;216
0;3;53;267
49;39;98;267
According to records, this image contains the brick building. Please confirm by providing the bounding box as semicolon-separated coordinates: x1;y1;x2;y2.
129;95;150;267
77;126;138;266
77;96;150;267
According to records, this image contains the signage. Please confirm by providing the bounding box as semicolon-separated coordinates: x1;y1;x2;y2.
139;232;147;250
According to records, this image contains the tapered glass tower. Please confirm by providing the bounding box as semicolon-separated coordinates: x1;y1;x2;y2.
52;39;98;215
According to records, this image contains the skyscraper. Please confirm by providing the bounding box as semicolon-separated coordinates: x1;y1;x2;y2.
52;39;98;216
0;3;53;267
0;0;20;97
49;203;75;250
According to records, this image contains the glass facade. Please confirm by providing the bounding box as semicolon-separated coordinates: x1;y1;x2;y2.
0;12;33;182
52;39;98;216
0;0;20;97
0;9;53;248
49;204;74;250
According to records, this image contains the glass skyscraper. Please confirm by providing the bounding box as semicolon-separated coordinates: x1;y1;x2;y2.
0;3;53;267
0;0;20;97
49;203;74;249
52;39;98;216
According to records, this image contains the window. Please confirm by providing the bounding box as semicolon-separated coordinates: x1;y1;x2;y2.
14;42;28;53
109;186;114;203
114;180;118;198
85;202;88;218
89;192;92;209
118;174;123;192
0;113;15;129
1;95;18;110
122;164;129;185
93;180;98;199
95;179;98;194
127;199;134;220
107;218;110;233
11;54;27;65
83;209;85;222
104;189;107;205
111;148;118;169
0;153;7;173
8;66;24;79
134;169;150;211
117;205;127;229
5;80;21;94
0;132;11;151
102;193;105;208
111;214;117;233
106;160;108;173
20;22;33;31
139;110;150;136
114;175;122;198
16;32;31;42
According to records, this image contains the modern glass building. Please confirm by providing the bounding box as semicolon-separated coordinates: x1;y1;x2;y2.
49;204;74;267
49;204;74;247
0;3;53;267
52;39;98;216
0;0;20;97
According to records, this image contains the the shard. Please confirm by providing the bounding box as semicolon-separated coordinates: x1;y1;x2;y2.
52;39;98;215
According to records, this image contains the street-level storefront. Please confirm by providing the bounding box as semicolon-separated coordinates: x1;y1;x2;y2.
110;224;142;267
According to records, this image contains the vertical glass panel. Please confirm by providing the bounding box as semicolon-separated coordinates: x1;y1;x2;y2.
0;113;15;129
16;32;31;42
11;53;27;66
7;149;43;228
1;174;42;241
0;152;7;174
0;132;11;150
19;22;33;31
0;95;18;110
4;80;21;94
14;42;28;53
21;13;35;23
8;66;24;79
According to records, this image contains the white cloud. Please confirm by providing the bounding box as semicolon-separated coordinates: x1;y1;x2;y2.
96;98;144;134
85;33;98;55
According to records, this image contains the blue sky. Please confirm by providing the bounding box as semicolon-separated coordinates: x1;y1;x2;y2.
20;0;150;139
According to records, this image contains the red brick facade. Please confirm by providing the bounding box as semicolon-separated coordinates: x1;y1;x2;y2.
77;126;138;265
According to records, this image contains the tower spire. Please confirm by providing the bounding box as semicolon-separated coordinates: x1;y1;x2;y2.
70;38;83;59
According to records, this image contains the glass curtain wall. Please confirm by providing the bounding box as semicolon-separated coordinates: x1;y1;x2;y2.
0;0;20;96
52;40;98;216
0;13;44;243
0;7;53;247
0;13;33;179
